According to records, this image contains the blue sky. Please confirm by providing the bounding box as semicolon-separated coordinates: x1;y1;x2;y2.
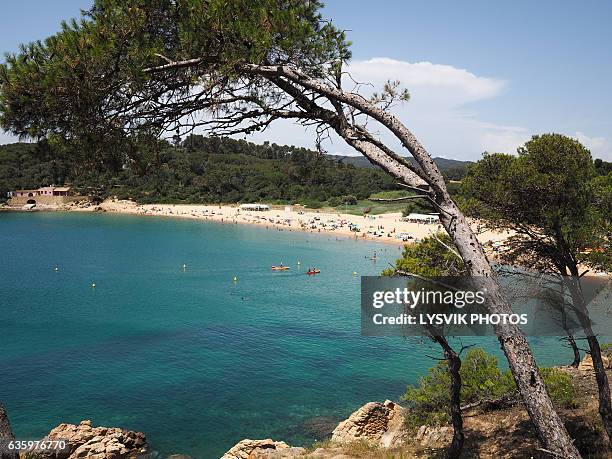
1;0;611;160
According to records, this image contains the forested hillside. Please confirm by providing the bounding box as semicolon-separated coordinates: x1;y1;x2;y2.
1;136;399;205
3;136;609;207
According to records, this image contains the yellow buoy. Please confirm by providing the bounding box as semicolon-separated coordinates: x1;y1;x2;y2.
353;271;357;276
233;276;238;283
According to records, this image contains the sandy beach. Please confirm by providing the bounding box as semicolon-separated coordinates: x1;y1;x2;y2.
60;199;514;249
7;198;608;278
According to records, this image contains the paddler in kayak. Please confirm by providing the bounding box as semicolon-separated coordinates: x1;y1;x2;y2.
271;262;290;271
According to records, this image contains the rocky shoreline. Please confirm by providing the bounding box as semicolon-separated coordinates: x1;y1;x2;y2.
2;358;610;458
220;400;447;459
0;419;148;459
0;401;411;459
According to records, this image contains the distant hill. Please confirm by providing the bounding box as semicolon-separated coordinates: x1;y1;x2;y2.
326;154;472;180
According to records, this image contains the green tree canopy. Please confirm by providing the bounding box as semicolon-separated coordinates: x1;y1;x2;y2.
384;234;465;278
463;134;610;275
0;0;349;144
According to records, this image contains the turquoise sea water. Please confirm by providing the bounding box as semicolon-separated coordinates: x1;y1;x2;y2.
0;212;587;458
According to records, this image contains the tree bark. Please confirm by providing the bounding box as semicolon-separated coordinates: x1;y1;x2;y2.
565;276;612;442
586;334;612;441
558;296;581;367
436;200;581;459
433;336;464;459
567;334;581;368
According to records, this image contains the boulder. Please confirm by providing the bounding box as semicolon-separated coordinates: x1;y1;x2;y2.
21;420;148;459
221;439;306;459
330;400;406;447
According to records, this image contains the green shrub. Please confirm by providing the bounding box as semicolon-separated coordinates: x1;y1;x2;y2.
402;348;576;430
459;348;515;404
541;368;578;408
300;199;323;209
369;190;412;200
328;195;358;208
402;348;514;430
384;234;464;278
327;196;341;207
403;360;454;428
342;194;358;205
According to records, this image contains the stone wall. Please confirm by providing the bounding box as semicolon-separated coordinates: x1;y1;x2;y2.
7;195;85;206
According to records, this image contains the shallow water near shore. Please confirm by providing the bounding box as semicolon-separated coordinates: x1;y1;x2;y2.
0;212;586;458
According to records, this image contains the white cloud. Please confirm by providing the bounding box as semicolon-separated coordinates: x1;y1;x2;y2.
469;121;530;155
0;130;19;145
335;59;612;160
574;131;609;155
328;58;522;160
345;58;506;105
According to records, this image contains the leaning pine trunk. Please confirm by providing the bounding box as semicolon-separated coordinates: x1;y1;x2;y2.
566;277;612;442
260;66;582;458
337;132;581;458
435;199;582;458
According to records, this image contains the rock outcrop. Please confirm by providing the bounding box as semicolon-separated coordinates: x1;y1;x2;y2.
578;353;611;371
1;402;17;459
330;400;406;447
222;400;407;458
23;420;148;459
414;425;453;448
221;439;306;459
0;402;14;441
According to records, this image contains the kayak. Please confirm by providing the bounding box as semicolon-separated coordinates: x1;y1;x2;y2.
306;269;321;275
272;266;290;271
